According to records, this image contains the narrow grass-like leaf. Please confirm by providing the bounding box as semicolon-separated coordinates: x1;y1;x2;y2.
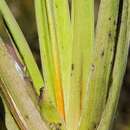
43;0;65;118
79;0;94;108
35;0;56;106
52;0;72;121
66;0;94;130
79;0;119;129
35;0;66;126
0;94;20;130
0;0;43;95
97;0;130;129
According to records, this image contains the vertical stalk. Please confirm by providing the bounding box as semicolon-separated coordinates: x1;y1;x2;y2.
43;0;65;119
0;41;48;130
67;0;94;130
35;0;56;106
79;0;119;129
35;1;66;130
97;0;130;129
52;0;72;121
0;93;20;130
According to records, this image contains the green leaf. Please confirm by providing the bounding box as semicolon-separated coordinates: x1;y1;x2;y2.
0;0;44;95
51;0;72;120
0;94;20;130
79;0;120;129
35;0;56;106
35;0;68;126
44;0;66;118
66;0;94;130
97;0;130;129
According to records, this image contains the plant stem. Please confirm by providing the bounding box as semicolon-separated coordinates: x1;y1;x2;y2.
43;0;66;119
35;2;66;129
66;0;94;129
0;93;20;130
51;0;72;121
35;0;56;106
97;0;130;129
79;0;119;129
0;41;48;130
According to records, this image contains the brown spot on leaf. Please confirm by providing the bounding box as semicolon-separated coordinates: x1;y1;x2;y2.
55;4;58;8
91;64;95;71
113;20;116;25
25;115;29;119
39;87;44;100
108;17;111;21
101;50;104;57
108;32;112;38
71;64;74;70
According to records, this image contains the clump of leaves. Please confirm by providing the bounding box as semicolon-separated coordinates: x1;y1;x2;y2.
0;0;129;130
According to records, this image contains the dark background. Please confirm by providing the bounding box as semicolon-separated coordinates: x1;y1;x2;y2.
0;0;130;130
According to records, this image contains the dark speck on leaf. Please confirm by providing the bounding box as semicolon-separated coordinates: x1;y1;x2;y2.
108;17;111;21
58;123;62;127
108;32;112;38
55;4;58;8
113;20;116;25
91;64;95;71
71;64;74;71
101;50;104;57
39;87;44;100
25;115;29;119
94;124;97;129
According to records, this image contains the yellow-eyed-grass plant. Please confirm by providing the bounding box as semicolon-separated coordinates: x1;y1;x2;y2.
0;0;129;130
